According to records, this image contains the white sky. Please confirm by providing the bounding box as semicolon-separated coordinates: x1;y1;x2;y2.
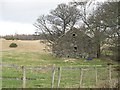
0;0;73;36
0;0;110;36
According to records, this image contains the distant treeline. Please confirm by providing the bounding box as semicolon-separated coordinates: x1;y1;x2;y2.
2;34;46;40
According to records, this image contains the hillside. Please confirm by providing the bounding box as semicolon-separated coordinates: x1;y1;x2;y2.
1;39;50;52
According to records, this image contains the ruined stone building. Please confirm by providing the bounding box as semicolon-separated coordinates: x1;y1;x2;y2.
52;28;96;58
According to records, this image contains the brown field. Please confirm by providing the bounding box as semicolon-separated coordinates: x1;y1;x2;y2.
0;38;50;52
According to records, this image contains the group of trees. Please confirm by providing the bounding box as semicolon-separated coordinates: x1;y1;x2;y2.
3;34;46;40
34;0;119;61
74;1;119;60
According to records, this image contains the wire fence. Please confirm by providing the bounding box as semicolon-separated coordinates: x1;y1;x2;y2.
1;64;119;88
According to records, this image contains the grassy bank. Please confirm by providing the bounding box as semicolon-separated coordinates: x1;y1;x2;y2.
1;40;119;88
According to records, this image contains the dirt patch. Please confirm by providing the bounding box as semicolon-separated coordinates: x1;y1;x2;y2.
64;58;77;63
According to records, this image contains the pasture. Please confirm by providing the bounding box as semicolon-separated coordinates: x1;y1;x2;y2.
0;39;119;88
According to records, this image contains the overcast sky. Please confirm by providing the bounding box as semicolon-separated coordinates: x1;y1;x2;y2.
0;0;73;36
0;0;108;36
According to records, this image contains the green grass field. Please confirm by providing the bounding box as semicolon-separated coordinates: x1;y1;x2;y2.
1;40;119;88
2;50;118;67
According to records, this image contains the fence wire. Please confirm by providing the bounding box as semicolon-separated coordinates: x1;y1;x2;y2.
1;64;119;88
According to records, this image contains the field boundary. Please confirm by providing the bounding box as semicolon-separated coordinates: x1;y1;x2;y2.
1;64;119;88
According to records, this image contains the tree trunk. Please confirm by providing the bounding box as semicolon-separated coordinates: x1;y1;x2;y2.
63;20;66;34
117;35;120;62
94;30;101;58
96;43;101;58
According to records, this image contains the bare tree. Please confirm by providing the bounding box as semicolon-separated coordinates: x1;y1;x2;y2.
34;3;80;44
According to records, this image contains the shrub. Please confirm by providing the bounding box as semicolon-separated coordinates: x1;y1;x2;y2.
9;43;18;48
4;37;15;40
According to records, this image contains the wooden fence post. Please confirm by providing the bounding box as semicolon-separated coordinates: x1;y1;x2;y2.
57;67;61;88
95;66;98;87
51;66;55;88
79;68;83;88
22;66;26;88
109;65;112;88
